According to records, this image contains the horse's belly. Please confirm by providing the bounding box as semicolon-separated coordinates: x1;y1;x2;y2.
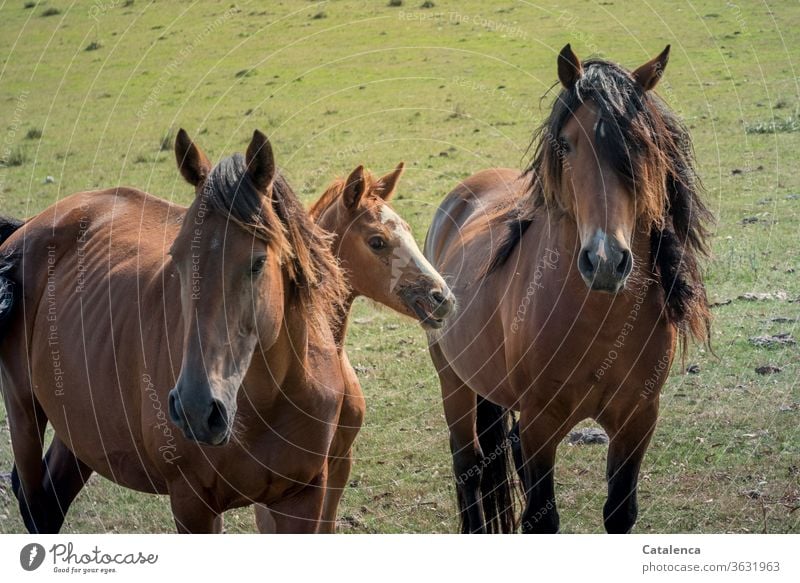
434;312;518;410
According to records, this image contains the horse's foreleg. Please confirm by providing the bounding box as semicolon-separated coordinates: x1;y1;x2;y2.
169;486;223;533
319;376;364;533
431;344;485;534
599;401;658;534
269;471;327;534
518;406;569;534
254;504;276;533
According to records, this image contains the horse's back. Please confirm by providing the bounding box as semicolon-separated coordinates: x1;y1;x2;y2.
424;168;524;269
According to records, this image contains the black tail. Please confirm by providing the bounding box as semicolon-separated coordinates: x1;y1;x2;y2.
475;396;520;533
0;215;24;332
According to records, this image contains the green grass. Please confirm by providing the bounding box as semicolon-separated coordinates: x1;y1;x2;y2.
0;0;798;533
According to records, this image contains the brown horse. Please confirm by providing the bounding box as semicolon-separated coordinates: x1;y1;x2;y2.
256;162;455;532
0;129;352;533
424;45;712;533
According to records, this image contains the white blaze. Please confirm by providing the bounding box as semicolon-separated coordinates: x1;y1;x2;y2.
380;205;444;291
596;230;608;261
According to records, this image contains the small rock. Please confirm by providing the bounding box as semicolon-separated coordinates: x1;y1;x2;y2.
749;333;796;348
566;427;608;445
755;365;781;375
44;175;55;184
686;364;701;374
738;291;788;301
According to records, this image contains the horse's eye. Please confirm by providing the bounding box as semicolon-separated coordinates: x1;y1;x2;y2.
558;137;571;155
368;236;387;251
250;256;267;275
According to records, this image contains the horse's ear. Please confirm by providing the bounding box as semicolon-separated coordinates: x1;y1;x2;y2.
557;44;582;90
175;128;211;188
633;45;670;91
245;129;276;193
375;162;404;201
342;165;367;209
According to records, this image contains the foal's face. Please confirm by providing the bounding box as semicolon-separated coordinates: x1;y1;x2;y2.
325;164;454;329
167;129;284;446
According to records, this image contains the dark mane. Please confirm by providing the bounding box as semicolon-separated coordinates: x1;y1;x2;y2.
204;153;348;334
486;58;713;346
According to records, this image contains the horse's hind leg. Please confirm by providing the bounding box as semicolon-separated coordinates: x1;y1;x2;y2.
38;437;93;532
429;343;485;534
7;397;53;533
598;401;658;534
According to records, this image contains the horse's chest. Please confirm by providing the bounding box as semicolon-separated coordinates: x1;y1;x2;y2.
512;290;672;410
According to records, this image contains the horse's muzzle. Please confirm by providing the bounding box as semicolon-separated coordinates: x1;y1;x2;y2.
405;286;455;329
168;388;231;446
577;231;633;293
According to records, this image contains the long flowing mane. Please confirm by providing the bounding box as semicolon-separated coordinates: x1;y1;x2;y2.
486;58;713;346
204;153;348;334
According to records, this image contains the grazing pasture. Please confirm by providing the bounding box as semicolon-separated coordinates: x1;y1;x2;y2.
0;0;798;533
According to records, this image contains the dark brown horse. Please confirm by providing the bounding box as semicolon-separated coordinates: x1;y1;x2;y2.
256;163;454;532
424;45;712;533
0;129;352;533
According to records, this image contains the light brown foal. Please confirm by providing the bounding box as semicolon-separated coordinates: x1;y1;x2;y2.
257;163;455;532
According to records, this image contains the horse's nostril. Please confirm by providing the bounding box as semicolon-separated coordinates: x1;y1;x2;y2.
168;390;183;426
207;398;229;437
578;248;595;276
430;290;446;305
616;249;633;278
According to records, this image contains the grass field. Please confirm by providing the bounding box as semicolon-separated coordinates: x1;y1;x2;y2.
0;0;798;533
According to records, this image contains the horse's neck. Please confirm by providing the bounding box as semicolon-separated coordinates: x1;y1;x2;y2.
332;293;356;350
311;199;353;349
242;278;313;414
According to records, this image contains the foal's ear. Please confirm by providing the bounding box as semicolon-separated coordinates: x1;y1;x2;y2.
375;162;405;201
175;129;212;187
633;45;670;91
557;44;582;90
342;165;367;209
245;129;276;193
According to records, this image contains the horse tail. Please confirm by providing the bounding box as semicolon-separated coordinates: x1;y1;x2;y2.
0;215;24;333
476;395;520;533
